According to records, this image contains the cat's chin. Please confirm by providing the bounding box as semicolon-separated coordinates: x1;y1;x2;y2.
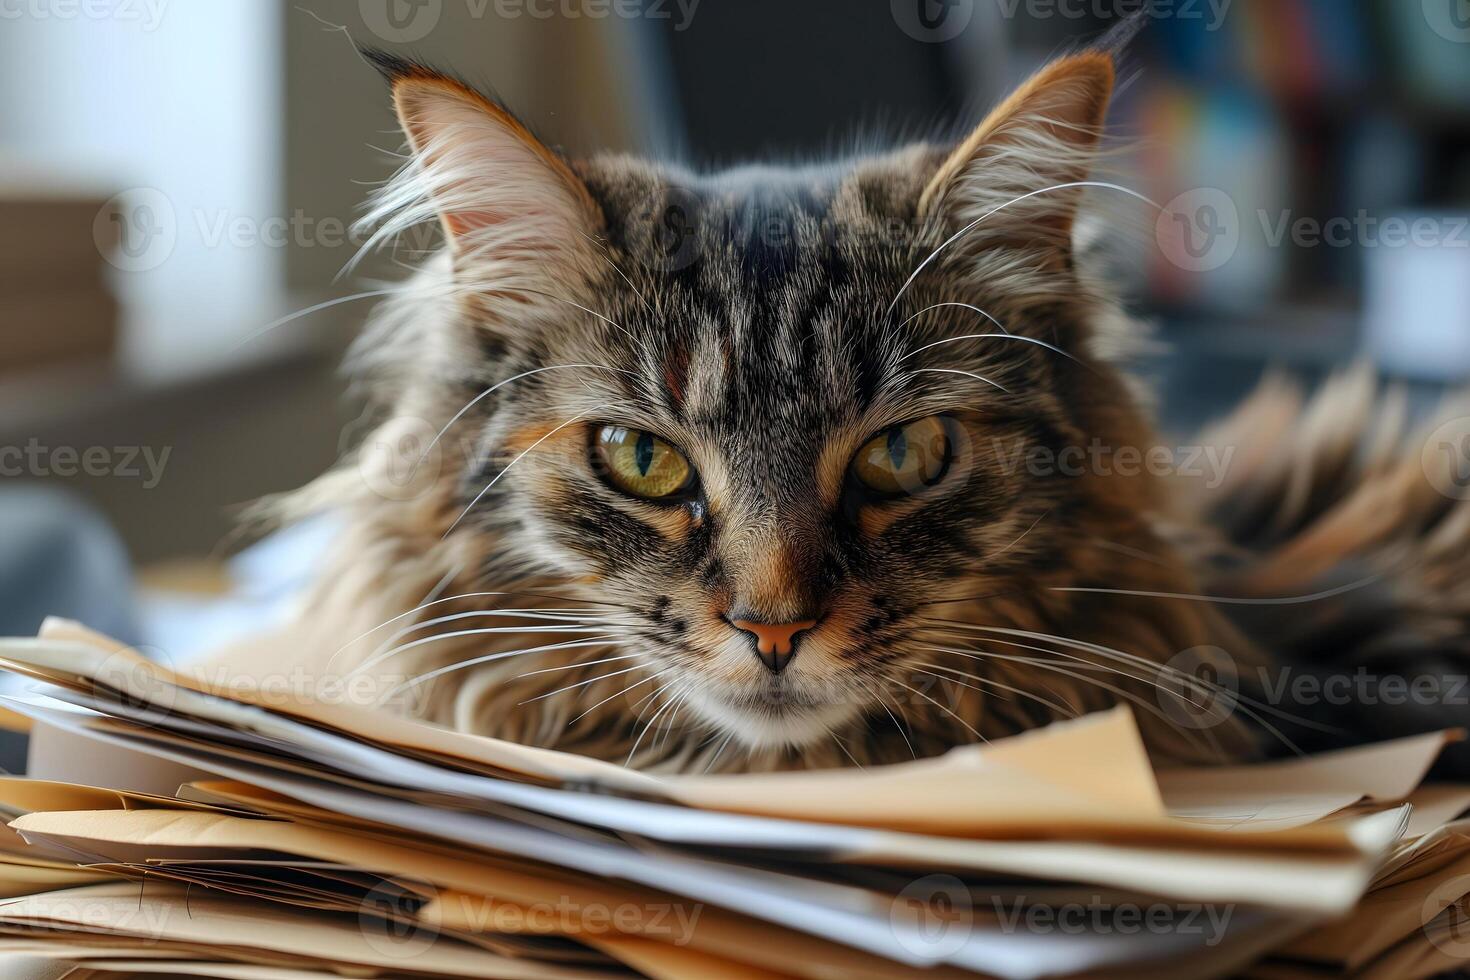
681;684;866;751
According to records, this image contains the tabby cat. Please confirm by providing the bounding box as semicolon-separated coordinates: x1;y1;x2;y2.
277;27;1470;776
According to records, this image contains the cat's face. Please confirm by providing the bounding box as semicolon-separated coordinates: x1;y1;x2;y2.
367;51;1153;752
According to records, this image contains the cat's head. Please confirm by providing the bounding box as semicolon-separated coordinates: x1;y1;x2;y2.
354;46;1170;755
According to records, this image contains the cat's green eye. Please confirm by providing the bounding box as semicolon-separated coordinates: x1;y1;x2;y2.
595;426;694;500
852;416;952;497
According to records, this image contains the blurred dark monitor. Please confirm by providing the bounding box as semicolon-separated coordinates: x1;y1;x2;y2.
653;0;969;164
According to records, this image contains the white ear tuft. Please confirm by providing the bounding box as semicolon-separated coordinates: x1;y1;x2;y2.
363;64;603;301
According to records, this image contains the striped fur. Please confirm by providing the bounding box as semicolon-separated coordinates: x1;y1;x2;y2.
269;45;1466;776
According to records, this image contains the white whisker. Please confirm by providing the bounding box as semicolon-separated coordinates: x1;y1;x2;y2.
901;302;1010;335
912;367;1009;393
885;181;1159;319
382;636;623;701
445;403;620;536
353;625;620;679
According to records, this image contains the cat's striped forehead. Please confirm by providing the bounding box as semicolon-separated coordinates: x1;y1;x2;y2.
569;152;946;482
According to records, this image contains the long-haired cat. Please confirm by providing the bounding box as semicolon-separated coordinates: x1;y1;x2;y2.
269;26;1470;776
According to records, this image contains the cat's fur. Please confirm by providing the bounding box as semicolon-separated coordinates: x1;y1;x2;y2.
274;35;1470;776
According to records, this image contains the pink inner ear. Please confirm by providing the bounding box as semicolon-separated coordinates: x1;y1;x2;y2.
391;78;600;263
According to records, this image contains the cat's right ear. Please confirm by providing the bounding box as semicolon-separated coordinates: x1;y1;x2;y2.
367;51;602;286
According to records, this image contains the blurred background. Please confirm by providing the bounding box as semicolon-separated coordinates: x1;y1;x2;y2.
0;0;1467;737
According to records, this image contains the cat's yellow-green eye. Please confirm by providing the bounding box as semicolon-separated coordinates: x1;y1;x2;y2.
595;425;694;500
852;416;952;497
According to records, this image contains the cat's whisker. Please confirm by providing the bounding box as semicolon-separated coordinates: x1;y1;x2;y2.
568;666;675;725
901;332;1081;368
371;610;623;671
352;624;623;679
383;636;625;701
900;302;1011;335
871;688;917;760
653;687;694;754
885;675;988;745
332;563;462;674
914;589;1029;608
945;622;1297;723
1049;576;1381;607
231;288;401;350
911;663;1080;719
911;367;1009;393
884;180;1159;319
702;730;737;773
445;403;623;536
915;642;1217;751
519;660;654;706
958;624;1331;747
325;589;632;671
517;287;641;347
921;625;1301;760
822;726;865;770
414;363;638;472
918;627;1216;711
515;652;647;679
625;682;688;766
580;232;657;317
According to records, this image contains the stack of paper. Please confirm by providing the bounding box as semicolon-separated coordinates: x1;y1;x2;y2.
0;619;1465;980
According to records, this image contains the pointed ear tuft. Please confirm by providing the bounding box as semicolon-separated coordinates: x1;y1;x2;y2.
919;51;1115;252
372;55;602;291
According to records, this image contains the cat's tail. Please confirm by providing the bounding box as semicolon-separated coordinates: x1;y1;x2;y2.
1182;365;1470;774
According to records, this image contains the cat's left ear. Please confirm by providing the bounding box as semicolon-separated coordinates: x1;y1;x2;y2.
368;51;603;290
918;51;1114;256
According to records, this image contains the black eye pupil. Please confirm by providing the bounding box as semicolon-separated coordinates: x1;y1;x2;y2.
886;427;907;469
634;431;655;475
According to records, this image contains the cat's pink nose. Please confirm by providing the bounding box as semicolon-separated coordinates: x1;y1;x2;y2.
729;618;818;674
